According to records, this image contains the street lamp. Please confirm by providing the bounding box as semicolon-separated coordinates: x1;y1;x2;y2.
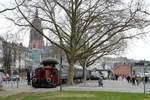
144;60;148;94
59;39;63;91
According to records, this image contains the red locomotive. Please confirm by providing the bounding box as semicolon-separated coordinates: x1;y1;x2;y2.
32;58;60;88
32;58;90;88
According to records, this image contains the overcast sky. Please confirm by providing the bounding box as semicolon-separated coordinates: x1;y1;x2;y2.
1;0;150;61
124;0;150;60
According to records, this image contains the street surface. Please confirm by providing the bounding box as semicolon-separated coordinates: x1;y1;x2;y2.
1;79;150;96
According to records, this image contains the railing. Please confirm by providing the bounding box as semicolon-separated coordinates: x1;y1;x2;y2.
1;78;31;89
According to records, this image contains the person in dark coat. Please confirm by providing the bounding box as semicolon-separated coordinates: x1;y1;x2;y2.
98;77;103;87
27;71;31;85
115;74;119;81
145;76;148;84
126;76;130;83
132;77;135;85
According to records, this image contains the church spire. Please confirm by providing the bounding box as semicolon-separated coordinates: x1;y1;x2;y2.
29;8;44;49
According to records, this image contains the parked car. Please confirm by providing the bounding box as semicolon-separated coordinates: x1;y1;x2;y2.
11;75;20;81
2;76;6;81
90;72;104;80
100;74;104;79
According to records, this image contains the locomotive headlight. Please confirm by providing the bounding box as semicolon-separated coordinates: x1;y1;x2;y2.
47;78;51;83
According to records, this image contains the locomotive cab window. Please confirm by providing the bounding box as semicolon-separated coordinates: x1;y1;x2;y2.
51;70;57;76
35;70;40;75
43;63;56;67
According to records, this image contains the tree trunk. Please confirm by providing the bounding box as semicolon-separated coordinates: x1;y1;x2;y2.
83;65;87;83
67;60;74;85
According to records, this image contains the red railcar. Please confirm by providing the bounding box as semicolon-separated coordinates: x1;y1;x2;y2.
32;58;90;88
32;58;59;88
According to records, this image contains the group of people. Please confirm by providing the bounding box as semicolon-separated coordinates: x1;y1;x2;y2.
126;75;138;85
111;74;119;80
126;75;149;86
109;73;149;86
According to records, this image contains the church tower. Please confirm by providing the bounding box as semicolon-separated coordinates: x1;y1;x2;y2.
29;8;44;49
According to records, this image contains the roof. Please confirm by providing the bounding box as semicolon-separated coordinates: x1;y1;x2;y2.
41;57;59;65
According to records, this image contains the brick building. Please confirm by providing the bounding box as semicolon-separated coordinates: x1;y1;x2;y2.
112;63;131;75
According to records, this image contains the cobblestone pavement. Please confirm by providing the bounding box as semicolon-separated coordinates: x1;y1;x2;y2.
1;79;150;97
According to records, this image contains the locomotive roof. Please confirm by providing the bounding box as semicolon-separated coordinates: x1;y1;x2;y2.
41;57;59;65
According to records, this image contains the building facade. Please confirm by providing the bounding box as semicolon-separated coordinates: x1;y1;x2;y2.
0;40;3;72
29;8;44;50
29;9;45;71
113;63;131;75
1;41;32;75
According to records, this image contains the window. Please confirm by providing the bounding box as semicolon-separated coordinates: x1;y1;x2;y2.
35;70;40;75
51;70;57;76
33;44;36;48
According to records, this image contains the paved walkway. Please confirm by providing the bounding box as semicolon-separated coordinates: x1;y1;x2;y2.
65;80;150;93
0;79;150;97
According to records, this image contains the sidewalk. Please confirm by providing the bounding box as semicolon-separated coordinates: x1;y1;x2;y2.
63;80;150;93
1;80;150;97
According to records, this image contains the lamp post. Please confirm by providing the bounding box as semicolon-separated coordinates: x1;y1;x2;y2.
144;66;145;94
59;56;62;91
59;39;63;91
144;60;147;94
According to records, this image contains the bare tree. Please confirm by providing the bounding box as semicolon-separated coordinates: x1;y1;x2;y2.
2;41;14;76
79;36;127;82
0;0;24;13
5;0;150;85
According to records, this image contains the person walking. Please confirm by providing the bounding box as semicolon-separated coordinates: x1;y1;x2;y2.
135;76;140;86
27;71;31;85
0;72;2;84
132;76;136;85
126;75;130;83
98;77;103;87
145;76;148;84
121;74;125;80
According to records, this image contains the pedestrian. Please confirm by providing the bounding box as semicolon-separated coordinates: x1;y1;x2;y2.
126;76;130;83
98;77;103;87
145;76;148;84
132;77;135;85
27;71;31;85
115;74;119;81
135;76;140;86
0;72;2;84
6;73;9;81
121;74;125;80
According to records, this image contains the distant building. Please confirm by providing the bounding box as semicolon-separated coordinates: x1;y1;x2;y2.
1;41;32;75
40;43;52;61
32;48;42;70
112;60;150;76
28;9;45;71
0;40;3;72
29;8;44;50
113;63;131;75
131;61;150;75
28;9;68;71
90;57;137;70
24;48;32;71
